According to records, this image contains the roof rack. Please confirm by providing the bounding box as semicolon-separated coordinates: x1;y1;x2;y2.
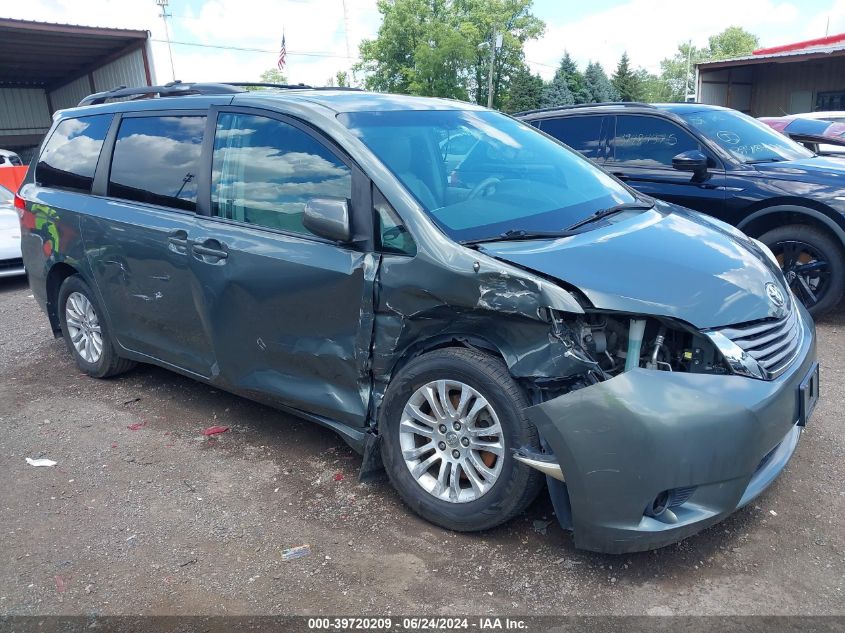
78;81;363;106
515;101;656;117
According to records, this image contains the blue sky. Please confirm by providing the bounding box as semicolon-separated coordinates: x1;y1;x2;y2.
6;0;845;85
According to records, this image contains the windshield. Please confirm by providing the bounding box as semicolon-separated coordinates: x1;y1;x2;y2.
339;110;635;242
680;109;814;163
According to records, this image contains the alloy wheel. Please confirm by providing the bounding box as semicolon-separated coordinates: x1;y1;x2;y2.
65;291;103;364
399;379;505;503
773;239;831;309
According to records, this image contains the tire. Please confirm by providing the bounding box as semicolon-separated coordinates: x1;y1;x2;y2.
379;347;543;532
57;275;135;378
758;224;845;318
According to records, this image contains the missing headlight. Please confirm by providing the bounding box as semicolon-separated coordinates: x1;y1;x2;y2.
570;312;729;377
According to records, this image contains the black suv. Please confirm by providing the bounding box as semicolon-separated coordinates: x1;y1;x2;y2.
518;103;845;317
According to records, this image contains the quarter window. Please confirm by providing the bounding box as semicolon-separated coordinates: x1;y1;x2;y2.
37;114;112;193
211;113;352;236
540;116;607;161
108;115;206;211
610;115;700;168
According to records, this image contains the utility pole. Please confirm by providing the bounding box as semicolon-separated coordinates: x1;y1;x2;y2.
684;39;692;101
156;0;176;82
487;29;502;109
342;0;354;84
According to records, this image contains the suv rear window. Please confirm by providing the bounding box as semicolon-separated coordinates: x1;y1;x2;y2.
37;114;112;193
108;115;206;211
540;116;607;160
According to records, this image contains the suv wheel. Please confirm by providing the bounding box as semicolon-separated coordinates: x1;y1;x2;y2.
58;275;136;378
379;348;543;532
759;224;845;318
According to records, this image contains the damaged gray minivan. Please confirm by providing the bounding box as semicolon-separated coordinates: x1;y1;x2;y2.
17;83;819;553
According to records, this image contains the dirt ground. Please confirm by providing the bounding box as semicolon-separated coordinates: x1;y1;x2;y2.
0;275;842;617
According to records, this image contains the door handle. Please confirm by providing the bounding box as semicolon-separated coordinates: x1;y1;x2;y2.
168;229;189;255
611;171;629;181
191;239;228;262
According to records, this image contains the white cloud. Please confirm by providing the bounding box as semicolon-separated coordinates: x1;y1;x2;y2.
525;0;803;79
4;0;838;89
4;0;381;87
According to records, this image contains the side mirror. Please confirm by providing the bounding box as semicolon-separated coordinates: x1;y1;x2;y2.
303;198;351;242
672;150;709;174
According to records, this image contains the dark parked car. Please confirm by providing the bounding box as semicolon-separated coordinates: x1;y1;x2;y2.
17;83;818;553
518;102;845;317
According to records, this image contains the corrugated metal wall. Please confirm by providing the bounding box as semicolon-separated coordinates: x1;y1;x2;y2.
0;88;51;136
49;76;91;112
751;57;845;116
1;47;149;148
92;48;146;94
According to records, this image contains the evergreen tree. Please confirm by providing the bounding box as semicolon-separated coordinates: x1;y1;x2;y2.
611;52;644;102
557;51;587;103
583;61;618;103
505;64;544;112
540;70;573;108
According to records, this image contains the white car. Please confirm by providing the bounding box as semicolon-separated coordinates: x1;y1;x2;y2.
0;149;23;167
0;184;25;278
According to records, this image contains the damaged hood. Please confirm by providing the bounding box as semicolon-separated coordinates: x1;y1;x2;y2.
479;205;788;329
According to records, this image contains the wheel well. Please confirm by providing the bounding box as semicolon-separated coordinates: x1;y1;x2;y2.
45;263;79;335
740;208;845;249
388;335;506;381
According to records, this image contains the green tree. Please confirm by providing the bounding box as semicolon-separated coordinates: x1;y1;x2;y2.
356;0;544;107
656;27;759;102
259;68;288;84
505;63;543;112
583;61;618;103
611;52;644;101
357;0;475;99
457;0;545;108
555;51;587;103
708;26;759;60
657;41;709;102
540;64;573;108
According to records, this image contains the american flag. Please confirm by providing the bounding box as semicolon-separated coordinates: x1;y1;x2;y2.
277;34;287;71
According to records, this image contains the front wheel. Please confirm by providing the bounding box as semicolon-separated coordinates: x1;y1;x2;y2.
379;348;543;532
759;224;845;318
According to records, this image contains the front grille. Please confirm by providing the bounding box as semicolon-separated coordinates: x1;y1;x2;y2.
0;258;23;270
715;306;802;379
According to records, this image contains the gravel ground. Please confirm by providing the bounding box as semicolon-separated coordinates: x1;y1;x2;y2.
0;275;842;616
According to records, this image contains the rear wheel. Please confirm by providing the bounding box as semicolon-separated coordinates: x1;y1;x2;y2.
380;348;543;532
58;275;135;378
759;224;845;318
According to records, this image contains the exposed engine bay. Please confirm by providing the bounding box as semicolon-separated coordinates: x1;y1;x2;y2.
574;312;727;377
534;309;729;394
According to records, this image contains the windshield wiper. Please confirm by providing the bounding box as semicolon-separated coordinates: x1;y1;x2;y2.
745;157;785;164
461;228;576;246
460;201;655;247
562;201;654;232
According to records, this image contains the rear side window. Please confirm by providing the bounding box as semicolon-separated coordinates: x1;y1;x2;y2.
37;114;112;193
610;115;700;168
540;116;607;161
109;115;205;211
211;113;352;235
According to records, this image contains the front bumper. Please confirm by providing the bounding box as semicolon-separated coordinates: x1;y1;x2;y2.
526;304;817;554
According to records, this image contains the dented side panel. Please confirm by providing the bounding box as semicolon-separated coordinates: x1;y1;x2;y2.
189;216;377;427
80;197;216;376
369;248;588;420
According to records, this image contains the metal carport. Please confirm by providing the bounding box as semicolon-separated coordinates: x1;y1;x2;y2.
0;18;155;161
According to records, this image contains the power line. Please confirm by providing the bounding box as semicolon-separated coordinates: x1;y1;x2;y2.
149;38;358;60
